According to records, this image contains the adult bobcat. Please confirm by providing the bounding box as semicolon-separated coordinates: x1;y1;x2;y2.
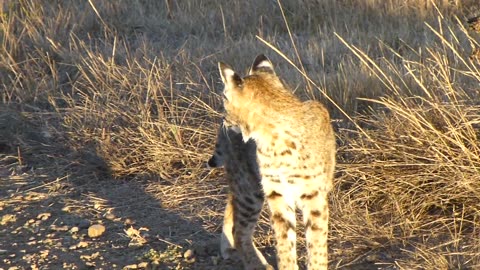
212;54;335;270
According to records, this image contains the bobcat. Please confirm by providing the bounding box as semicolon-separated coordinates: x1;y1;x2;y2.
208;124;273;269
213;54;336;270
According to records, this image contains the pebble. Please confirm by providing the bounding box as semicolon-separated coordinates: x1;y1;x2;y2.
88;224;106;238
70;226;79;233
184;249;195;263
137;262;148;268
77;241;89;248
123;264;138;270
124;218;135;225
105;213;116;220
183;249;194;259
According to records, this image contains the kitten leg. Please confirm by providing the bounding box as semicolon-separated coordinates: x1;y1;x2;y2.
232;193;271;269
221;193;236;259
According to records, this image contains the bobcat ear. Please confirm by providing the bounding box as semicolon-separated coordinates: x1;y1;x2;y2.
249;54;275;75
218;62;243;87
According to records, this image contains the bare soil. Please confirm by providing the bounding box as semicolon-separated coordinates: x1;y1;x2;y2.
0;160;247;270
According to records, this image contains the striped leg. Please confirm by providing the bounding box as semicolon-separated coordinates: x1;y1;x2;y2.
301;190;329;270
231;193;271;269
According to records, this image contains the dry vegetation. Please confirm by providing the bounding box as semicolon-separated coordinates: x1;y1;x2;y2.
1;0;480;269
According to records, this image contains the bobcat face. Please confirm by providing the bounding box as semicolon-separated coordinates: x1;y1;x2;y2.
207;125;227;168
207;122;241;168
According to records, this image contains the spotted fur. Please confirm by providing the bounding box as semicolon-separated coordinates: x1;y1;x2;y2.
208;124;272;270
214;54;336;270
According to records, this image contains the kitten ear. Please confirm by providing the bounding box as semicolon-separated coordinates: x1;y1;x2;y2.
218;62;243;87
249;54;275;75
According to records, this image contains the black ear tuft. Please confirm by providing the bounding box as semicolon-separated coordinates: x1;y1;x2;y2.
249;54;275;75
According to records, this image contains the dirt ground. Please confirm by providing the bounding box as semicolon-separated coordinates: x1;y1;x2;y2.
0;151;397;270
0;159;253;270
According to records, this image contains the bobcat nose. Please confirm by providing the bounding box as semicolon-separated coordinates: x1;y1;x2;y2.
207;156;218;168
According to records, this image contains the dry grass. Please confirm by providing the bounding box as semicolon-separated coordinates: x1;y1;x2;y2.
1;0;480;269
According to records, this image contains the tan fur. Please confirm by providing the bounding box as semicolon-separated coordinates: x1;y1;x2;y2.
216;55;336;270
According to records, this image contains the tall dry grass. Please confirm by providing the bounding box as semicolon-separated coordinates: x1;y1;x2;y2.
1;0;480;268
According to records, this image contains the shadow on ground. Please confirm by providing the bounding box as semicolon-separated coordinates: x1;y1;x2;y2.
0;106;247;269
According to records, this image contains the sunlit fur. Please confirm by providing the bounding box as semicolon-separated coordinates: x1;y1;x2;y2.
215;55;336;270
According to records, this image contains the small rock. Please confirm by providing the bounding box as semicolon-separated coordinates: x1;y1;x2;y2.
183;249;194;259
27;219;36;224
70;227;79;233
124;218;135;225
184;249;195;264
137;262;148;268
105;213;116;221
88;224;106;238
37;213;51;221
77;241;88;249
122;264;138;270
